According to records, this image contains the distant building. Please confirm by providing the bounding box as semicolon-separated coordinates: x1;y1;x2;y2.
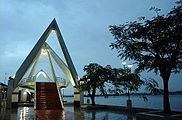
0;82;8;108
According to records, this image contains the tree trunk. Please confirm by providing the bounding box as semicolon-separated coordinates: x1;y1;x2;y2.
91;96;95;105
91;86;96;105
160;65;172;114
163;78;171;113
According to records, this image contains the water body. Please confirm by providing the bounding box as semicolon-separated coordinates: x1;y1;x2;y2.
64;95;182;111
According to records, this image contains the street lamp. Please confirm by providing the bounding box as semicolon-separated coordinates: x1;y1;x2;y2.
127;64;133;73
127;64;132;69
127;64;132;110
122;62;133;110
122;61;126;68
79;79;85;105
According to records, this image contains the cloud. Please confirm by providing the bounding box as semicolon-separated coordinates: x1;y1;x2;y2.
0;0;180;92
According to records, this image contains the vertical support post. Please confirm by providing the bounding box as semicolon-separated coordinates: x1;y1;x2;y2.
18;90;21;102
74;80;84;107
7;79;14;109
79;80;84;105
80;91;84;105
73;87;80;107
21;89;27;102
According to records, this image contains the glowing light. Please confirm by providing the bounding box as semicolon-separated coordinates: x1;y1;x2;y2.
122;62;126;65
23;89;31;95
128;64;133;68
41;48;47;55
71;79;76;86
80;80;84;85
12;74;15;79
25;89;31;95
23;91;27;95
36;70;47;79
62;110;65;119
52;29;56;32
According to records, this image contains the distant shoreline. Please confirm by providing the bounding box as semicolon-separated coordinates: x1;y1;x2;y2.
63;91;182;97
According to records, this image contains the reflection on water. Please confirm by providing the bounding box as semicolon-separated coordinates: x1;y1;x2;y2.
36;109;66;120
1;95;181;119
0;108;17;120
17;107;34;120
0;106;135;120
83;110;135;120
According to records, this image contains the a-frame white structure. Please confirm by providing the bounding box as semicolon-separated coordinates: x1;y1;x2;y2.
7;19;83;108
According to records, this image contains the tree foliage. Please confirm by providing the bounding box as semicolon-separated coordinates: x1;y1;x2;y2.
109;67;160;102
110;68;143;93
109;3;182;113
80;63;160;106
80;63;112;105
109;4;182;74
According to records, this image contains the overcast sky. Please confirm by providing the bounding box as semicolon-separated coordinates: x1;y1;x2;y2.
0;0;181;94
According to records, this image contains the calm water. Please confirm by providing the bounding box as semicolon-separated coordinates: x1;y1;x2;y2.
64;95;182;111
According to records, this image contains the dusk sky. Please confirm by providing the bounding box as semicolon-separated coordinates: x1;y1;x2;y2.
0;0;181;94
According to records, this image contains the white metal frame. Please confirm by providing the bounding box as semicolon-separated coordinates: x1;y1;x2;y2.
13;19;79;89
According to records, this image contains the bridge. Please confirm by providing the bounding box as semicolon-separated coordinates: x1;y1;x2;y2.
7;19;84;110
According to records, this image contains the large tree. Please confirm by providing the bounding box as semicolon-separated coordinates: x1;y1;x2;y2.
109;4;182;113
80;63;112;105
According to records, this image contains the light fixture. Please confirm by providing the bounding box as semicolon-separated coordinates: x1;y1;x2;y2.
128;64;133;68
122;62;126;65
23;91;27;95
41;48;47;55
